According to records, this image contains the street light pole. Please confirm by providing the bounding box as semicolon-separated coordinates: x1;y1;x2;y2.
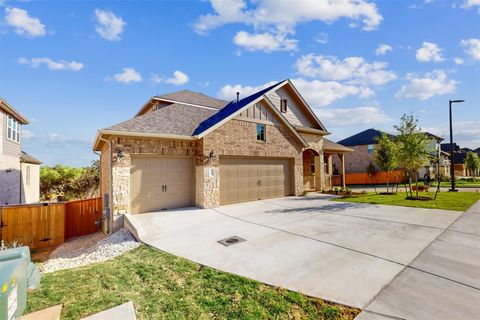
448;99;465;192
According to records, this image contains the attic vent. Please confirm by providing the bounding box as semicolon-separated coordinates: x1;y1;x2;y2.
218;236;246;247
281;99;288;113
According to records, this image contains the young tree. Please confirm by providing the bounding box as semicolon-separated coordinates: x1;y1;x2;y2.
374;133;398;193
394;114;433;198
366;161;378;194
465;152;480;181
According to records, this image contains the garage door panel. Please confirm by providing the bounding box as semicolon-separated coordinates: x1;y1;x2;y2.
130;156;194;214
220;157;292;205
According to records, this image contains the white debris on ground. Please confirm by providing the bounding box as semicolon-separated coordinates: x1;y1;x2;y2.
41;228;141;273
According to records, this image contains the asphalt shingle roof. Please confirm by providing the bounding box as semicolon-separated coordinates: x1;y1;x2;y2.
156;90;228;109
20;151;42;164
337;128;393;146
323;139;353;152
106;103;217;136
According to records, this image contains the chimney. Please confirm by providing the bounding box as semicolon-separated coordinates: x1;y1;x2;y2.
236;92;240;103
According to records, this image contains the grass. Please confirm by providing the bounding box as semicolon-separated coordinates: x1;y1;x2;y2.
438;180;480;188
332;191;480;211
27;245;359;320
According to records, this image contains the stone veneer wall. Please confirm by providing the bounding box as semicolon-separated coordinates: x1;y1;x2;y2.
102;136;200;230
0;154;21;205
202;117;305;201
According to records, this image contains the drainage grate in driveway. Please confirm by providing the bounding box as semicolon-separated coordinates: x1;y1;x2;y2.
217;236;246;247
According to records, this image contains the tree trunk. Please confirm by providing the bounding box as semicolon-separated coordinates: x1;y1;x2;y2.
414;174;419;198
386;170;390;193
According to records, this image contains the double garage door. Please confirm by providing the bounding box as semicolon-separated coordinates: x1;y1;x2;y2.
130;155;293;213
220;157;293;205
130;156;194;214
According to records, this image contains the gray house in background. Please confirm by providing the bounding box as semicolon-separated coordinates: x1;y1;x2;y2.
0;98;41;205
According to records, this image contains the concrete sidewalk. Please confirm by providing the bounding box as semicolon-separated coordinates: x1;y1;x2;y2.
358;200;480;319
126;194;466;311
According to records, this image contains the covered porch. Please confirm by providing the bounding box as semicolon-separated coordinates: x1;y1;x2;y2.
302;139;353;191
322;139;353;190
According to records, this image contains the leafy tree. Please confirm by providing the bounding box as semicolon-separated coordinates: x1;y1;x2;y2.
40;160;100;201
394;114;433;198
465;152;480;181
374;133;398;193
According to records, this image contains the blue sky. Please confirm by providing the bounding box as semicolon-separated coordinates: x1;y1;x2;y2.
0;0;479;166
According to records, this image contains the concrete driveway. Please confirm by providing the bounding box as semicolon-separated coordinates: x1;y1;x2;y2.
125;194;480;318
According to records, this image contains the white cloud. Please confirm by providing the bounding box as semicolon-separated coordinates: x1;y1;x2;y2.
460;38;480;60
150;71;189;86
23;131;90;149
109;68;142;84
164;70;189;86
4;7;46;37
415;42;445;62
194;0;382;34
375;43;393;55
218;78;375;108
461;0;480;13
315;32;328;44
217;81;278;100
395;70;458;100
18;57;83;71
233;31;297;52
94;9;126;41
295;54;397;86
321;106;392;126
424;121;480;148
454;57;465;65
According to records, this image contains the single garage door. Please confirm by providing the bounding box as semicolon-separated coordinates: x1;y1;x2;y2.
220;157;293;205
130;156;194;213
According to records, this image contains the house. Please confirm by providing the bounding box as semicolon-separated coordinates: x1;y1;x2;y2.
93;79;352;231
334;128;449;184
441;143;478;177
0;98;42;205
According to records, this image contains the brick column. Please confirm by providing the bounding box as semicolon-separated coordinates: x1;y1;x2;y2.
341;153;346;188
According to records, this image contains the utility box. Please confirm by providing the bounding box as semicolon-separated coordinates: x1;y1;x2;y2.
0;247;41;320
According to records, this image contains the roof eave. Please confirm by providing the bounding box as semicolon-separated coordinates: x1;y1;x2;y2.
0;99;29;124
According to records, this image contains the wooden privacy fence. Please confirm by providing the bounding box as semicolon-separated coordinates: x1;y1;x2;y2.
0;197;102;249
345;170;405;185
65;198;102;239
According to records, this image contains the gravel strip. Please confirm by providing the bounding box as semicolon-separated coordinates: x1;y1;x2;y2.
41;229;141;273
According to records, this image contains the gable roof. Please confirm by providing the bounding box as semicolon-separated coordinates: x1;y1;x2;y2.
0;98;29;124
192;81;282;136
20;151;42;164
105;102;217;137
337;128;393;146
323;139;353;153
94;79;330;150
135;90;227;116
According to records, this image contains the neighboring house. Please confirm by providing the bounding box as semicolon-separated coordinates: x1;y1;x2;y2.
441;143;479;178
335;128;449;183
334;129;394;175
93;79;351;230
0;98;41;205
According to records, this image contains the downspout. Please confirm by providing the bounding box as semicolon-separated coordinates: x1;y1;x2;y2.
95;134;112;235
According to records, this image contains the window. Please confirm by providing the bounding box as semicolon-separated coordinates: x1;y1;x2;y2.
256;124;265;141
310;158;315;174
367;144;374;154
280;99;288;113
26;166;31;186
7;115;21;143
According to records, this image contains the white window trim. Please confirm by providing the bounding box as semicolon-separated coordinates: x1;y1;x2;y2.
7;115;21;144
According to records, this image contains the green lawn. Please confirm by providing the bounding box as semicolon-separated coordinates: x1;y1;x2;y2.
27;245;359;320
439;180;480;188
332;191;480;211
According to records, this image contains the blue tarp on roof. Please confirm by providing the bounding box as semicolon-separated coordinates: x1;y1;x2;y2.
192;81;283;136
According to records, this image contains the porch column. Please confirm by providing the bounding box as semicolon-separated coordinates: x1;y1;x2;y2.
340;153;346;188
328;154;333;175
314;155;321;191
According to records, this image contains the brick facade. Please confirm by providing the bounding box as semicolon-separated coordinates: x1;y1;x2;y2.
333;144;377;174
